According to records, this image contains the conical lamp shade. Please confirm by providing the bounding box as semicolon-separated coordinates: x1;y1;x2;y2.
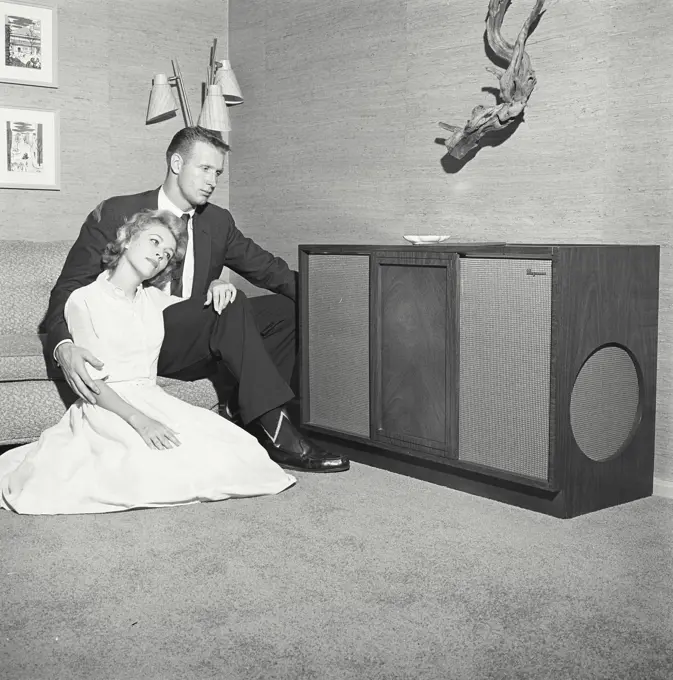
147;73;178;124
198;84;231;133
214;60;243;105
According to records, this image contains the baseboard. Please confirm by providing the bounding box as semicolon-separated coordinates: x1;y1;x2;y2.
653;477;673;499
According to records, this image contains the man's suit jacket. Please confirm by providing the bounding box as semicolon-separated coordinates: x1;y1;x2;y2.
44;187;298;361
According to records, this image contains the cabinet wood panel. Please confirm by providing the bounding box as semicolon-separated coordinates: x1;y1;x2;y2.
371;252;458;457
553;246;660;517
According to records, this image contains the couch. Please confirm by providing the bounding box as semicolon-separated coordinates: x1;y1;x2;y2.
0;240;221;446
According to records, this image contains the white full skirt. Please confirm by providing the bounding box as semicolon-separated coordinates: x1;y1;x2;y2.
0;380;296;515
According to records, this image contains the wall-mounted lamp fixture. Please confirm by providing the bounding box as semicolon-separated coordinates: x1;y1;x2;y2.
198;84;230;132
146;59;194;127
214;59;243;106
146;39;241;135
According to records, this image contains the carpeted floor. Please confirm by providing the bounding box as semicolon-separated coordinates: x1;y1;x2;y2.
1;461;672;680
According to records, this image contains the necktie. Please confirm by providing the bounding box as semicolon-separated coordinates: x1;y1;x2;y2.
170;213;191;296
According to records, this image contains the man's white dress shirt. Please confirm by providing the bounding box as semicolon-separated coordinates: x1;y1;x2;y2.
157;187;195;299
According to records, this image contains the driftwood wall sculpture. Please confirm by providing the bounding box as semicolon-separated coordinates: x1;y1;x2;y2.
439;0;546;160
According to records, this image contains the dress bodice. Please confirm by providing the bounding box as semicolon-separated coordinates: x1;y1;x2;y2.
64;272;180;383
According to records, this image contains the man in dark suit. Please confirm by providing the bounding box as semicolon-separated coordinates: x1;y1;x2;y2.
44;126;349;473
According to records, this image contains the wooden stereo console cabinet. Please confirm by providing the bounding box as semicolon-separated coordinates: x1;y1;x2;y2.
298;243;659;518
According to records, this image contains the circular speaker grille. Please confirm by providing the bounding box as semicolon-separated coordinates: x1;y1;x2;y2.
570;346;640;462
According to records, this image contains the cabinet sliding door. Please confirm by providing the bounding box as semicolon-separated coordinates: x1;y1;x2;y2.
371;251;459;459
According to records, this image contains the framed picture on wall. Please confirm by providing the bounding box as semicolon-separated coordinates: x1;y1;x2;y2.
0;105;59;190
0;1;57;87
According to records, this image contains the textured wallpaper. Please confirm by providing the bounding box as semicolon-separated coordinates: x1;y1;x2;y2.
0;0;229;241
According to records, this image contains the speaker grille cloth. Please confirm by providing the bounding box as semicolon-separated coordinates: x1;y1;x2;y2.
459;259;551;480
570;346;640;461
307;255;370;437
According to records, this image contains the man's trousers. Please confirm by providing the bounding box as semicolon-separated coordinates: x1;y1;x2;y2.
158;291;296;425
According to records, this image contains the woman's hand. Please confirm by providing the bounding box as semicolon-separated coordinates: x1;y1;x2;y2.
205;280;237;314
128;413;181;450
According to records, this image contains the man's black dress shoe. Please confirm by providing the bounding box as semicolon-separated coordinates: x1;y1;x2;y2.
258;411;349;473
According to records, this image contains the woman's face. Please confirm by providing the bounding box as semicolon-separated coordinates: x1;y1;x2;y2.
125;223;177;280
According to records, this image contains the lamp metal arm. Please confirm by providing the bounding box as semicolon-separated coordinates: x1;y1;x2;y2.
170;58;194;128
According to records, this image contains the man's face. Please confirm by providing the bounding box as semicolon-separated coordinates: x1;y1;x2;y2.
173;140;225;207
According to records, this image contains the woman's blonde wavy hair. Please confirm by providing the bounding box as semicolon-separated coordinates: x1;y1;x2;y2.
101;209;188;288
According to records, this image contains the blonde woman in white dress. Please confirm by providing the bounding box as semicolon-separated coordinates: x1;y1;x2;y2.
0;210;296;515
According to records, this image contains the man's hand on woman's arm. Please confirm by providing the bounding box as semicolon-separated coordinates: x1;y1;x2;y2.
55;342;104;404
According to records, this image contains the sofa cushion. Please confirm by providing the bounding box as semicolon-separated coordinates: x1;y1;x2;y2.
0;240;74;335
157;376;220;410
0;332;221;409
0;333;50;381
